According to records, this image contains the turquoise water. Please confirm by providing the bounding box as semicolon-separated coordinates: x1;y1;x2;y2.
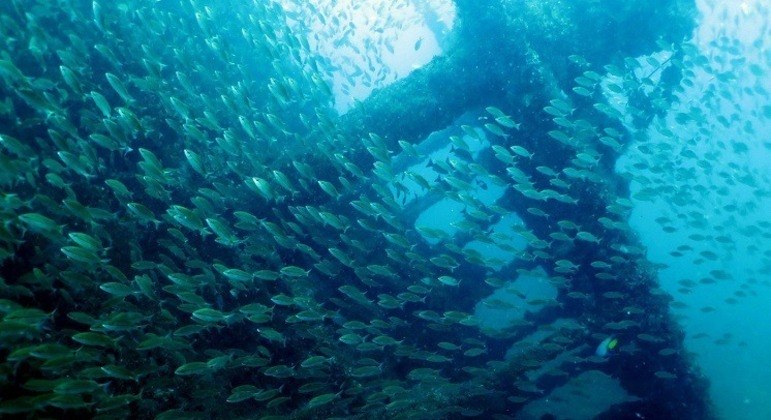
0;0;767;418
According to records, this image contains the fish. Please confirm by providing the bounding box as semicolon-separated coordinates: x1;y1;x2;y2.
595;336;619;357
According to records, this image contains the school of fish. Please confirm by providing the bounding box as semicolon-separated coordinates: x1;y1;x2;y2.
0;0;768;418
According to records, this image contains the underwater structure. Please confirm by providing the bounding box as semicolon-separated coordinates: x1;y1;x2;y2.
343;0;712;416
0;0;717;418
